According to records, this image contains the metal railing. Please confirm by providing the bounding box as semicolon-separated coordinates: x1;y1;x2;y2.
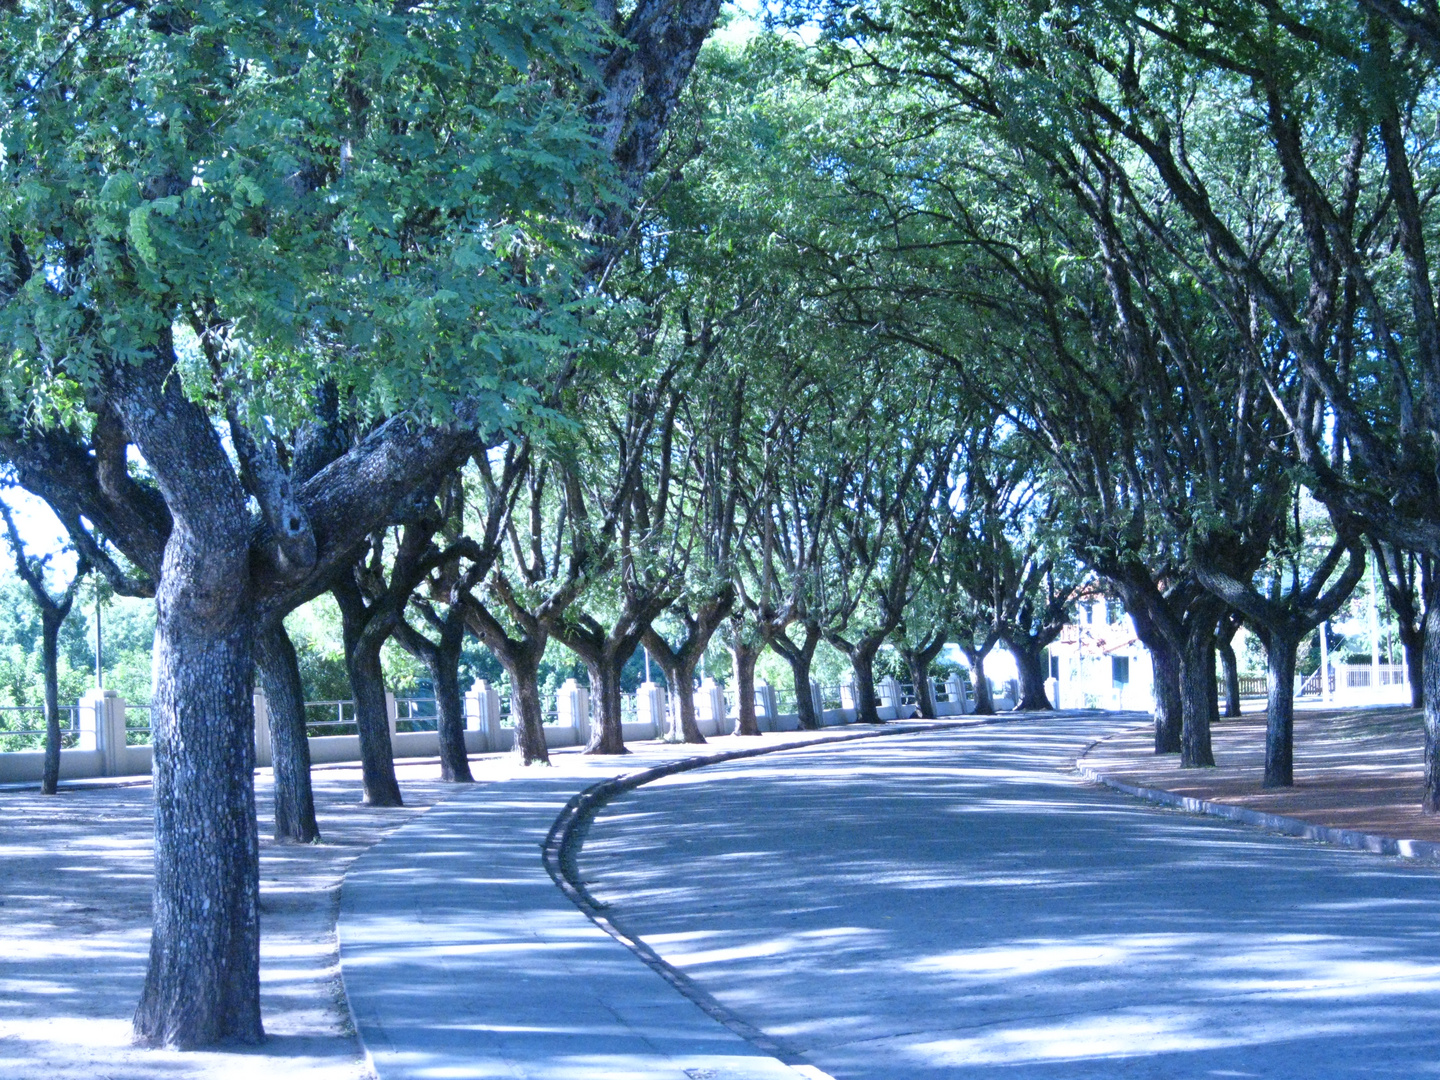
125;703;152;745
0;704;81;751
304;699;358;737
393;696;437;733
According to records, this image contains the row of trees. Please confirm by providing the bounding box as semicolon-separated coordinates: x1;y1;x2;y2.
2;0;1437;1054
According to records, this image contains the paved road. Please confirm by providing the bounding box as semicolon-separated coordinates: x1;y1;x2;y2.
578;718;1440;1079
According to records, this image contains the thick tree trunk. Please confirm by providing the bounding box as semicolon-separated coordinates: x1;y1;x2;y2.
585;657;627;754
346;644;403;806
510;666;549;765
905;652;937;719
671;659;705;743
133;574;262;1046
1403;631;1426;709
254;623;320;843
1263;631;1299;788
40;613;62;796
1010;640;1053;711
428;636;473;783
787;648;819;730
1151;642;1184;754
966;650;995;715
1423;585;1440;812
851;642;882;724
732;635;761;736
1178;624;1218;768
1219;638;1242;718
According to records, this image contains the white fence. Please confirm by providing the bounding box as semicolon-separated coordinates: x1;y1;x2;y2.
0;671;986;785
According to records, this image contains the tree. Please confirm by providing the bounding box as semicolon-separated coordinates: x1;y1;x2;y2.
0;0;722;1043
0;501;88;795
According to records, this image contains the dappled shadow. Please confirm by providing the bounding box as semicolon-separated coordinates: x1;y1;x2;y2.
579;722;1440;1079
339;768;804;1079
0;765;453;1080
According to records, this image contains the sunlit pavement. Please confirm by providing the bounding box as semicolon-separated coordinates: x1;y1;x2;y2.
579;718;1440;1079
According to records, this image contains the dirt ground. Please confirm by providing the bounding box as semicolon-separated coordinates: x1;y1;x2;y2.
1078;704;1440;843
0;759;459;1080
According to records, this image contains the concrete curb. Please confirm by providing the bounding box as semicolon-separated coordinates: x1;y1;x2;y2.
542;721;971;1075
1076;739;1440;863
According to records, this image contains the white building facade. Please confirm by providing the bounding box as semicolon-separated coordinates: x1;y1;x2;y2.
1047;598;1156;712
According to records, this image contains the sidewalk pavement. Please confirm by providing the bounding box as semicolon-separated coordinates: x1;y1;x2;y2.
337;726;943;1080
1078;706;1440;853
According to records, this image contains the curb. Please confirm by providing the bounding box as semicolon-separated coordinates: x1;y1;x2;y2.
1075;745;1440;863
541;721;975;1075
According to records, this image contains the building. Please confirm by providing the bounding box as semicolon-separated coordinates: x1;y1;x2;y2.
1047;598;1155;712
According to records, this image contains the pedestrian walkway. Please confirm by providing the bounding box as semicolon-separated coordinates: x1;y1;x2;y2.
575;720;1440;1079
1079;706;1439;851
337;727;940;1080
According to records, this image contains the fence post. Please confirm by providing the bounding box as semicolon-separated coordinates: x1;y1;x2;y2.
253;688;272;768
80;688;127;776
557;678;590;743
696;677;728;734
945;672;966;714
756;682;778;731
810;680;825;724
385;690;398;738
636;682;667;738
465;679;501;751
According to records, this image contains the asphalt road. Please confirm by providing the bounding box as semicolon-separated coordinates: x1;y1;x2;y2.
577;717;1440;1079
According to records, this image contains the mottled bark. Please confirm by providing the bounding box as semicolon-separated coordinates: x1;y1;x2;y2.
1151;643;1183;753
1218;631;1242;719
961;640;997;716
394;611;473;783
1423;580;1440;812
1009;639;1053;711
461;593;549;765
1263;630;1300;788
40;612;64;795
254;623;319;843
769;622;822;730
583;656;628;754
127;358;262;1047
334;580;403;806
1178;619;1218;768
731;629;761;736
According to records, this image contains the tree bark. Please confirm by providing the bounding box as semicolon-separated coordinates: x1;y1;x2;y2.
334;582;403;806
394;612;473;783
583;655;628;754
1263;630;1300;788
846;637;884;724
731;632;761;736
1149;639;1183;753
1219;634;1242;719
905;651;937;719
770;621;822;730
254;623;320;843
460;596;550;765
40;611;63;796
1178;620;1218;768
1423;579;1440;812
1403;630;1426;709
963;645;995;715
428;630;472;783
510;670;549;764
1009;640;1053;711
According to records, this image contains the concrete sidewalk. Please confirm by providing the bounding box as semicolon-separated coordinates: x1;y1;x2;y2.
337;728;937;1080
1079;706;1440;855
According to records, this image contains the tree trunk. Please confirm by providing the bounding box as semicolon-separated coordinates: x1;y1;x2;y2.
1178;623;1218;768
1219;637;1242;718
585;656;627;754
1422;582;1440;812
1263;630;1299;788
1151;641;1184;754
346;644;403;806
851;641;882;724
967;650;995;715
40;611;62;796
428;631;473;783
1010;640;1053;711
334;581;403;807
510;665;549;765
732;634;761;736
133;571;262;1046
1402;629;1426;709
905;652;937;719
673;660;705;743
254;623;320;843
